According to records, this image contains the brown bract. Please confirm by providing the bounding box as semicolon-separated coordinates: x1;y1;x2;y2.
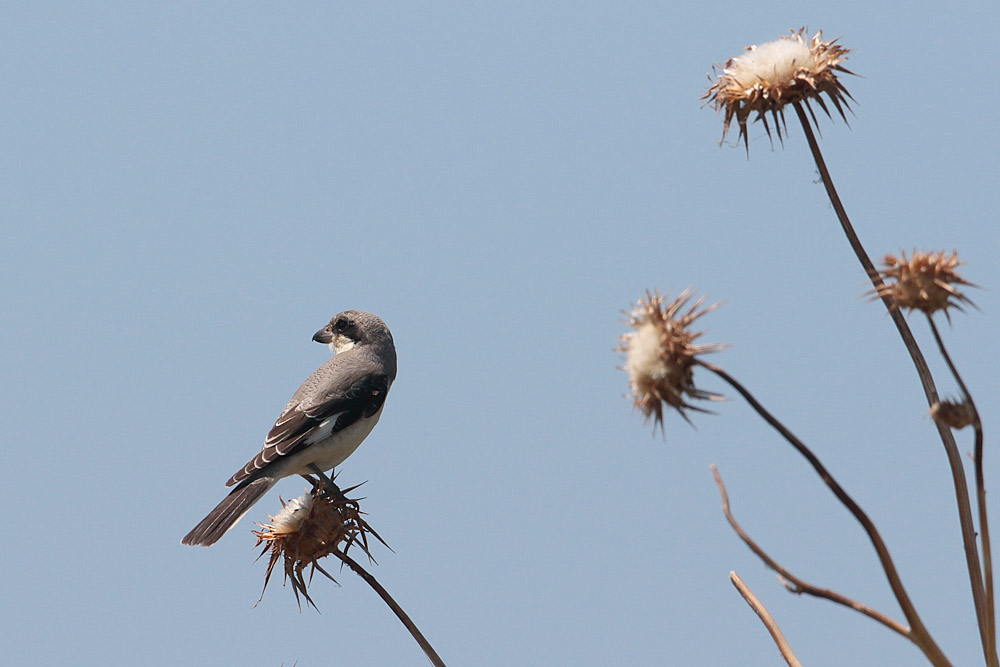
619;289;725;433
872;250;977;318
705;28;855;151
253;486;385;610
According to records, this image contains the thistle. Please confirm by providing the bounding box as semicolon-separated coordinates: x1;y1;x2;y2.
931;399;977;430
700;28;994;666
872;250;977;318
253;484;384;609
619;289;725;432
705;28;854;151
254;483;445;666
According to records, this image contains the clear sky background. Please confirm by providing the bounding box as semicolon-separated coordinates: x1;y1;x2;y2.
4;2;998;666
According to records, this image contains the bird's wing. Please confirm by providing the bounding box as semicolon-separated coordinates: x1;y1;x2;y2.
226;355;390;487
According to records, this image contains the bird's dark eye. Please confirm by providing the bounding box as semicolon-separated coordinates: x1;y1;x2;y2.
334;317;350;330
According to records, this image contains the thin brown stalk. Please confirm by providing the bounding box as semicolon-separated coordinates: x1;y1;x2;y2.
792;101;995;666
337;550;447;667
712;465;909;638
305;468;446;667
926;315;995;658
700;360;951;666
730;570;803;667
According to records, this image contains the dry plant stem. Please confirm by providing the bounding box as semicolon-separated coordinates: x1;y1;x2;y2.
792;101;995;665
700;361;951;666
305;467;446;666
337;550;447;667
730;570;803;667
712;465;909;638
926;314;995;657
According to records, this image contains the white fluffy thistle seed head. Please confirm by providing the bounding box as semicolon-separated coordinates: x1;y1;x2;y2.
268;493;314;534
704;28;855;151
619;289;726;433
727;38;815;89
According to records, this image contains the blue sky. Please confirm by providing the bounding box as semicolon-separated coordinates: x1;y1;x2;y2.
4;2;998;665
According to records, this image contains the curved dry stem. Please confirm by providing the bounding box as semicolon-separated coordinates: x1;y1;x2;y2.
926;315;994;658
712;465;909;638
305;468;445;666
700;361;951;665
730;570;803;667
337;550;447;667
792;101;994;666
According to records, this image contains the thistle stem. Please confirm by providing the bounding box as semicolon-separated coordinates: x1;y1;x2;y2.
305;464;445;665
792;101;995;666
700;360;952;666
926;315;995;661
338;550;447;667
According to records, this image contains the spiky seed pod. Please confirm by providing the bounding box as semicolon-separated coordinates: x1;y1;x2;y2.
872;250;977;317
254;485;384;609
618;289;726;432
704;28;855;151
931;399;977;430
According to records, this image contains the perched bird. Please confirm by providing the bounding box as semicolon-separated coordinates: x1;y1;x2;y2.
182;310;396;547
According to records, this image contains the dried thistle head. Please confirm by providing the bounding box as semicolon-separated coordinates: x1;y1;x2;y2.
253;483;385;610
872;250;977;318
704;28;855;151
618;289;726;432
930;399;977;430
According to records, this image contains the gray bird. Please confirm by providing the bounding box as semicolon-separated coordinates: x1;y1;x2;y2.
182;310;396;547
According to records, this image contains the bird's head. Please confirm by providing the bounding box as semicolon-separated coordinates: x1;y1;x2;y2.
313;310;394;357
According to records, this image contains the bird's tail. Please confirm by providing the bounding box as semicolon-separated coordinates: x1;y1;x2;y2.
181;476;277;547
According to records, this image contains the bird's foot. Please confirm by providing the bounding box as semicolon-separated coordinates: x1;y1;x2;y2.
306;464;349;503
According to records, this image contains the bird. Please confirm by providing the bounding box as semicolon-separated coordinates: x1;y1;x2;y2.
181;310;397;547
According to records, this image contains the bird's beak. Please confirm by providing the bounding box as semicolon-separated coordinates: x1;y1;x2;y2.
313;326;334;344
